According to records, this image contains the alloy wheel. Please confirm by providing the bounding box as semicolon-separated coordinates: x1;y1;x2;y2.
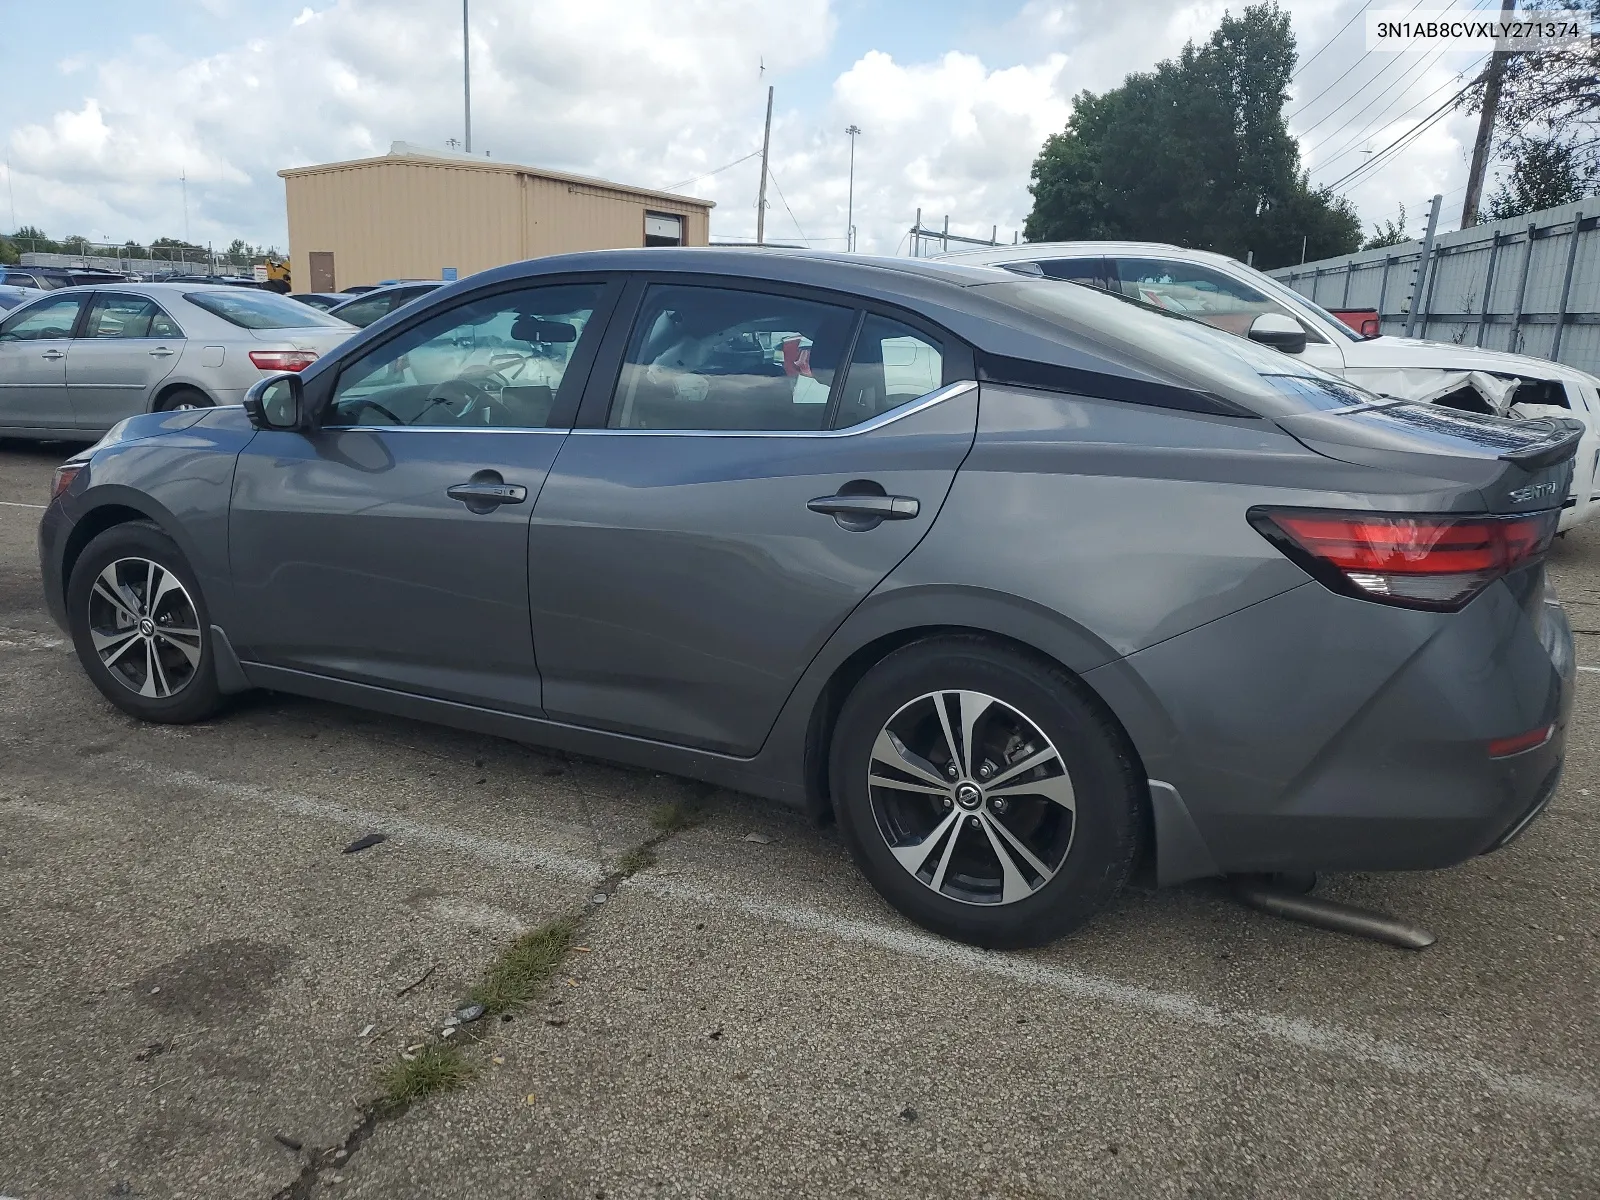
86;557;203;699
868;689;1076;906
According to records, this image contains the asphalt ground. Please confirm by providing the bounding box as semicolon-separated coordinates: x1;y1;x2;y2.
0;437;1595;1200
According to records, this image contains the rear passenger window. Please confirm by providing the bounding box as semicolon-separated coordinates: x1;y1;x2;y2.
833;316;944;430
609;285;855;431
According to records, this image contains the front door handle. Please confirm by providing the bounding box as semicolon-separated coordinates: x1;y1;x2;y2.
447;480;528;510
807;493;920;520
40;349;64;361
148;347;175;358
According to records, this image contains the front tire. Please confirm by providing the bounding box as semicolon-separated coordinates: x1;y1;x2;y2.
830;636;1143;948
66;521;223;723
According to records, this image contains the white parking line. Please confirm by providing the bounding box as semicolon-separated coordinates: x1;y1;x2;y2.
92;759;1599;1118
1578;665;1600;673
0;500;45;509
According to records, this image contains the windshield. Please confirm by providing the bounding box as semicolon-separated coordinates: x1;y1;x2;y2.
976;277;1383;414
1226;259;1365;342
184;290;348;330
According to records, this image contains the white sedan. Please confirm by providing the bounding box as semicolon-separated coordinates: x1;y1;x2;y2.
0;283;354;439
939;241;1600;529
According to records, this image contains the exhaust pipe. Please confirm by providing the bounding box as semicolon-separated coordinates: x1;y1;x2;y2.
1230;875;1436;950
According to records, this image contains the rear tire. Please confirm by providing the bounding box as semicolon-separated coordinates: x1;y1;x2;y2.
156;386;213;413
830;636;1143;948
66;521;223;724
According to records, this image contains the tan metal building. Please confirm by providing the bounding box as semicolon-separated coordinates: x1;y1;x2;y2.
278;141;713;292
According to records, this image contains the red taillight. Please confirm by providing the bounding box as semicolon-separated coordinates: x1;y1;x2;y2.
1249;508;1560;611
249;350;317;372
1487;725;1554;758
51;463;84;499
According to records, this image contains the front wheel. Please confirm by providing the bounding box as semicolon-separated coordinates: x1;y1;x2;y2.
830;636;1144;948
66;521;223;723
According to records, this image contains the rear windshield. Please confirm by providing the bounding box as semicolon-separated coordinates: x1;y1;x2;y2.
184;290;343;329
977;278;1379;415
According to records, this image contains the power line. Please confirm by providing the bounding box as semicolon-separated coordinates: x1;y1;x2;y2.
1285;0;1433;124
1325;83;1471;192
1311;62;1479;178
1305;45;1451;165
1292;1;1371;82
665;149;761;193
764;164;810;246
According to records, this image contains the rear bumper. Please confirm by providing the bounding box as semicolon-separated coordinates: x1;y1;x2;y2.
1087;575;1573;880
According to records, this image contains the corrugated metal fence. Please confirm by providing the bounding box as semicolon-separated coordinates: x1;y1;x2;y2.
1269;199;1600;377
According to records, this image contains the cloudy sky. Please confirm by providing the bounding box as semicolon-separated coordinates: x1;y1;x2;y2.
0;0;1500;256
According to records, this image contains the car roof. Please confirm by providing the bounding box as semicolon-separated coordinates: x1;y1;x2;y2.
933;241;1246;270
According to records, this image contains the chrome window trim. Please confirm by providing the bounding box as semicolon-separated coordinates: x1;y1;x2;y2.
322;424;571;434
573;379;977;439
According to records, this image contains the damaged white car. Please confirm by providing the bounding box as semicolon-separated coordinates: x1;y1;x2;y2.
937;241;1600;530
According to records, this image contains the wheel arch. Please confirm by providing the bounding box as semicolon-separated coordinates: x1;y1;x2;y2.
60;489;198;608
150;380;214;412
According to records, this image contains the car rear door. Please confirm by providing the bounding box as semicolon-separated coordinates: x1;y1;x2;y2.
227;276;618;712
0;292;88;432
525;277;979;755
65;292;183;432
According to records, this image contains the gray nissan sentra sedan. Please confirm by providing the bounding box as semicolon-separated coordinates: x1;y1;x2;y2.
37;249;1577;947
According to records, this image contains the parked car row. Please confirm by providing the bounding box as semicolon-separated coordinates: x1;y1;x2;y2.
938;241;1600;529
38;247;1577;948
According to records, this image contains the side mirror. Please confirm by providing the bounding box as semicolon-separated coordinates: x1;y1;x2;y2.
243;373;305;430
1248;313;1308;355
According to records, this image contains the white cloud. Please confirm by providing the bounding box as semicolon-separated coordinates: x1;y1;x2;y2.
3;0;1480;257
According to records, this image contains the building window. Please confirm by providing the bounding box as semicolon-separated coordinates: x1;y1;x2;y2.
644;212;684;247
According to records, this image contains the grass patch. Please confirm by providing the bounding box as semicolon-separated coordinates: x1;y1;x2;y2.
466;916;580;1015
378;1044;473;1109
615;844;657;876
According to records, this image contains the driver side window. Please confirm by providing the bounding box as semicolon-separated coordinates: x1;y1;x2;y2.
326;283;604;429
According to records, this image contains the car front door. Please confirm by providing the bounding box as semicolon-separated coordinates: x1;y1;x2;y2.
1111;256;1348;374
526;279;979;755
0;293;88;432
65;292;184;431
227;277;616;712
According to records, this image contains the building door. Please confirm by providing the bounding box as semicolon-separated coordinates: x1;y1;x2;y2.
309;251;336;292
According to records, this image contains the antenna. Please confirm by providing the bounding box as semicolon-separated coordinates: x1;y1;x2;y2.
845;125;861;252
755;85;773;245
181;169;189;244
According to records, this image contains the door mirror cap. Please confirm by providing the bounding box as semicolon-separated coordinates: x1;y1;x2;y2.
243;372;305;431
1248;313;1309;355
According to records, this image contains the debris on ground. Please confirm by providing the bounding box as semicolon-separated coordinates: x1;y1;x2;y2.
358;1023;375;1039
341;832;387;854
455;1003;486;1024
395;963;436;996
900;1107;918;1122
272;1133;302;1152
708;1026;723;1040
133;1041;166;1062
741;832;772;844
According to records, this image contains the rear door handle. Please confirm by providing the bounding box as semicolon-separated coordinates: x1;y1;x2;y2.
148;347;175;358
807;493;920;520
40;349;64;361
447;481;528;507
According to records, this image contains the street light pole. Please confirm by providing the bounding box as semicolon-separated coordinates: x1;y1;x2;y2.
463;0;473;154
845;124;860;252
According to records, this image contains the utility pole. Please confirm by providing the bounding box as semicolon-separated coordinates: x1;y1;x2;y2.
845;124;860;252
462;0;473;154
180;169;189;245
1406;192;1443;337
755;85;773;246
1462;0;1517;228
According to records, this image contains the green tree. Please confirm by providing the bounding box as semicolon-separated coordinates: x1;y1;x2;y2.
226;238;251;265
1364;203;1409;250
10;225;58;254
1023;2;1360;268
59;234;91;254
0;238;17;266
1486;136;1595;221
